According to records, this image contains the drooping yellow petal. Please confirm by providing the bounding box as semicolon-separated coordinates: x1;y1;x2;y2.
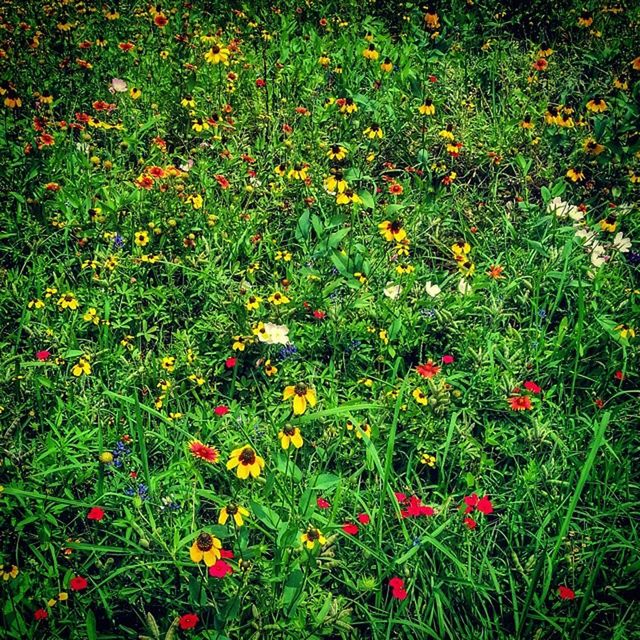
292;394;307;415
249;462;261;478
189;544;203;563
305;389;317;407
283;386;296;400
203;549;218;567
233;512;244;526
237;464;250;480
291;431;303;448
218;508;229;525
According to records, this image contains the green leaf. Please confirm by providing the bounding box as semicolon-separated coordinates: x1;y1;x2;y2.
85;610;97;640
250;501;285;530
359;190;375;210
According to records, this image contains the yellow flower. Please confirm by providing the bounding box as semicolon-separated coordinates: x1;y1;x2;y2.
287;164;309;180
363;124;383;139
615;324;635;340
347;421;371;439
204;44;230;65
362;44;379;60
451;241;471;256
418;100;435;116
83;307;100;324
586;98;607;113
1;564;19;581
72;357;91;377
301;527;326;549
268;291;290;305
192;118;209;132
275;250;293;261
378;220;407;242
412;388;428;405
181;96;195;108
134;230;150;246
129;87;141;100
396;263;415;275
354;272;367;284
161;356;175;372
264;359;278;376
232;335;250;351
379;329;389;344
58;292;78;310
380;57;393;72
336;189;362;205
278;425;303;449
226;445;265;479
566;168;585;182
327;145;347;161
421;453;436;467
189;532;222;566
219;503;249;527
99;451;113;464
246;295;262;311
583;138;605;155
324;171;348;194
29;299;45;309
283;383;317;415
57;592;68;601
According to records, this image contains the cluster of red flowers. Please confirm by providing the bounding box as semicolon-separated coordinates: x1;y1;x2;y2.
389;576;408;600
507;380;542;411
395;493;435;518
462;493;494;529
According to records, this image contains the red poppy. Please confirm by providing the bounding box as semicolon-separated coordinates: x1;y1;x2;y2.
69;576;88;591
558;585;575;600
416;360;440;379
441;354;454;364
209;559;233;578
178;613;199;630
36;350;51;361
225;357;237;368
523;380;541;394
316;497;330;509
508;395;532;411
342;523;359;535
87;507;105;521
34;609;48;620
215;174;230;189
357;513;370;525
214;405;230;416
464;517;477;530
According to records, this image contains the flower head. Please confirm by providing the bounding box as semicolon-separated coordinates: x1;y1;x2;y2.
188;440;219;464
283;383;317;415
226;446;265;479
189;532;222;566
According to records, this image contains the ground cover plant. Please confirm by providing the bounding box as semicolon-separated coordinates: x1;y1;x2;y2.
1;0;639;638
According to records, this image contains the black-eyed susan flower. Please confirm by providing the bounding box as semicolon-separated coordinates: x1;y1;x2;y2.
188;440;219;464
577;11;593;27
275;250;292;261
599;215;617;233
161;356;175;372
245;295;262;311
545;105;560;125
72;356;91;377
586;98;607;113
129;87;141;100
396;263;415;274
278;424;303;449
190;532;222;566
2;564;19;581
324;170;347;193
301;526;326;549
439;124;455;139
566;168;585;182
354;272;367;284
134;230;150;247
615;324;635;340
583;138;605;155
283;383;317;415
264;359;278;376
288;163;309;180
318;54;330;66
418;99;436;116
420;453;436;468
181;95;195;108
451;241;471;256
192;118;209;132
204;44;230;65
327;144;347;161
226;445;265;479
380;57;393;72
58;292;78;310
336;189;362;205
219;503;249;527
268;291;290;305
232;335;250;351
363;43;379;60
520;115;534;129
338;97;358;114
363;124;383;139
412;388;428;405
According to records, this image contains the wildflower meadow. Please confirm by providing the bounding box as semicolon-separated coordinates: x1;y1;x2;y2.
1;1;640;638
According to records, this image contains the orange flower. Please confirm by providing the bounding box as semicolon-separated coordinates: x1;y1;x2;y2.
488;265;504;279
416;361;440;379
508;395;532;411
188;440;219;464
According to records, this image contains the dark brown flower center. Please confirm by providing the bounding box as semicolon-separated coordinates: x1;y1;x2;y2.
3;563;13;573
306;528;319;541
227;503;238;515
239;447;256;465
284;425;296;436
196;533;213;551
294;383;307;396
211;45;220;54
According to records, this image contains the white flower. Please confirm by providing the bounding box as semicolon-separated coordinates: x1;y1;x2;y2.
458;278;472;295
575;225;598;248
611;232;631;253
109;78;128;93
425;281;441;297
383;283;402;300
257;323;290;345
590;244;607;268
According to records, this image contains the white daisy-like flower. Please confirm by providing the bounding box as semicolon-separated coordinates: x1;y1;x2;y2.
611;232;631;253
383;283;402;300
425;281;441;297
257;323;290;345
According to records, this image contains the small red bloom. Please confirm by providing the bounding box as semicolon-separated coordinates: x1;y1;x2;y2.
394;492;407;503
389;578;407;600
313;309;326;320
401;495;434;518
464;517;477;530
209;559;233;578
508;395;532;411
87;507;104;521
36;350;51;361
594;398;604;409
178;613;199;630
214;174;230;189
441;354;454;364
392;587;408;600
225;357;237;368
476;495;493;515
69;576;88;591
429;75;437;82
523;380;541;394
342;522;359;535
614;370;624;381
389;577;404;589
220;549;234;559
255;78;266;88
416;360;441;379
214;405;230;416
357;513;370;525
316;497;330;509
558;585;575;600
34;609;48;620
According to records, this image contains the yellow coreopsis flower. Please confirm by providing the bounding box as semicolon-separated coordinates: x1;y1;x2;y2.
72;357;91;377
189;532;222;566
134;230;150;247
226;445;265;479
204;44;230;65
83;307;100;324
418;99;436;116
161;356;175;372
363;124;383;139
58;292;78;310
301;527;326;549
268;291;290;305
245;295;262;311
615;324;635;340
283;383;317;415
412;387;428;405
219;503;249;527
278;425;303;449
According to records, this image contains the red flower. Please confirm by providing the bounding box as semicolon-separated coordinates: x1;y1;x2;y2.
34;609;48;620
463;493;478;513
401;496;434;518
209;559;233;578
428;75;437;83
594;398;604;409
313;309;326;320
394;492;407;503
523;380;541;394
558;585;575;600
357;513;370;525
416;360;440;379
508;395;532;411
464;517;477;530
214;174;230;189
614;370;624;381
36;350;51;361
188;440;219;464
214;405;230;416
255;78;266;88
389;577;407;600
392;587;408;600
441;354;454;364
69;576;88;591
225;357;237;368
178;613;199;630
87;507;105;521
316;497;330;509
220;549;234;559
342;522;359;535
476;495;493;515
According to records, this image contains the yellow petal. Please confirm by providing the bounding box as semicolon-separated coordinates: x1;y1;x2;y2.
249;462;261;478
292;394;306;415
292;432;303;448
305;389;317;407
233;513;244;527
203;550;217;567
283;386;296;400
226;457;239;470
219;509;228;525
189;544;202;563
237;464;250;480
